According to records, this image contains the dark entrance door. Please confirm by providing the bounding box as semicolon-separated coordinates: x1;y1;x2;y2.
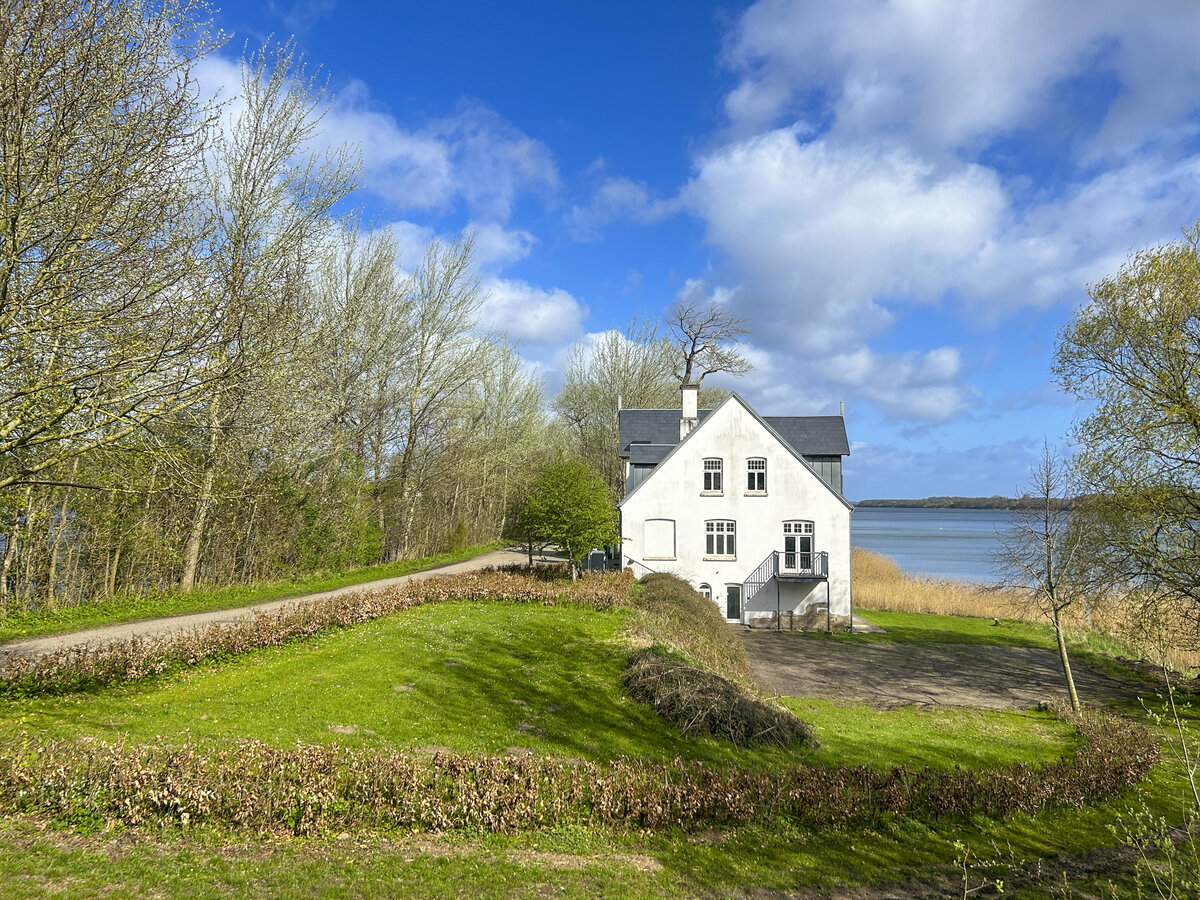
726;585;741;619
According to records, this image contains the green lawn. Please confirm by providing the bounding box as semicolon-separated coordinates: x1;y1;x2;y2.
0;590;1185;898
0;542;504;644
1;600;1080;771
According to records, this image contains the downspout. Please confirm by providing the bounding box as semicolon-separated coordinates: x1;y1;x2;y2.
826;581;831;634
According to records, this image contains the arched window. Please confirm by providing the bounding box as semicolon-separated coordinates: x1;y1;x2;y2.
698;583;712;601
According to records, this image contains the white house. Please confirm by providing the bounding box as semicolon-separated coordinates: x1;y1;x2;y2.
618;385;852;628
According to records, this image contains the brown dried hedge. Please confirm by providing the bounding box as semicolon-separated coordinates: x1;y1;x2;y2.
0;708;1158;835
623;649;818;749
0;569;633;695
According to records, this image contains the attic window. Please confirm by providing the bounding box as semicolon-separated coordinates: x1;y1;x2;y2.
747;458;766;493
703;458;723;493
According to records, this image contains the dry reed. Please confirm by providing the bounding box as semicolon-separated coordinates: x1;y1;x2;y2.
852;548;1200;672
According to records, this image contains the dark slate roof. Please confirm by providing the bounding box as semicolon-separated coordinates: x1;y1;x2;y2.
762;416;850;456
625;443;677;464
618;409;849;458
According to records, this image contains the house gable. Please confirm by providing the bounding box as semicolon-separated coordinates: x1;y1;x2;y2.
619;393;853;511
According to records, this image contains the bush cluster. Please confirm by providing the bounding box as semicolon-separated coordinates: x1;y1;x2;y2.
0;569;632;695
623;649;818;749
0;709;1157;836
628;573;754;683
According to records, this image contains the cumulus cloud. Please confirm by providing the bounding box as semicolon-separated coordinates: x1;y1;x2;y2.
825;346;980;422
324;90;558;221
567;174;679;241
480;278;587;347
683;128;1006;350
722;0;1200;158
670;0;1200;425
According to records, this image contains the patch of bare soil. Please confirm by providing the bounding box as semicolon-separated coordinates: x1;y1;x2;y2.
739;631;1151;709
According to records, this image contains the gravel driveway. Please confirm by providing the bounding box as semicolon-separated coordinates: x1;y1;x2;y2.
0;547;532;667
740;630;1152;709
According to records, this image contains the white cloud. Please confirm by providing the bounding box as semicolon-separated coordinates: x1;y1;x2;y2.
723;0;1200;159
481;278;587;347
469;221;536;269
324;90;558;221
567;174;679;240
683;128;1006;351
825;346;979;422
194;56;558;224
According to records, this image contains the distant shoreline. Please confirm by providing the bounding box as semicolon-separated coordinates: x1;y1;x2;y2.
854;497;1071;510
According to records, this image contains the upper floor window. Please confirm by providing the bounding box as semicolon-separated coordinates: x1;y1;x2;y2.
705;520;736;558
703;457;723;493
747;458;767;492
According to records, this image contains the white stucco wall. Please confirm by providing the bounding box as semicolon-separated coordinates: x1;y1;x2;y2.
620;398;852;620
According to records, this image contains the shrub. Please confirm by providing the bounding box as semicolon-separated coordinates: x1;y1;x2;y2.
623;649;817;749
0;709;1157;835
0;568;633;695
628;573;753;683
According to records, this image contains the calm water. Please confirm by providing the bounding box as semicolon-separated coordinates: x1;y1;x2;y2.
851;507;1019;583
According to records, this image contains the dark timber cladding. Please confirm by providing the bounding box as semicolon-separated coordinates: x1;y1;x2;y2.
618;409;850;494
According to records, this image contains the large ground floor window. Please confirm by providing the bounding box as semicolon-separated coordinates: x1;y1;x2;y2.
705;520;736;558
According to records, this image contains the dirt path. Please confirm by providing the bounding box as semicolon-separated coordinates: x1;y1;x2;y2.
0;548;533;666
740;630;1151;709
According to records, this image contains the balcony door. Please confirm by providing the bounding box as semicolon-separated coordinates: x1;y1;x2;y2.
782;521;814;573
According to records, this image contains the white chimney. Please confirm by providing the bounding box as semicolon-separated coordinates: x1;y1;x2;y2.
680;383;699;439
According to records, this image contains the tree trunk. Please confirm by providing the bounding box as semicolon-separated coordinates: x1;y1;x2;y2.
1052;606;1081;713
180;463;215;592
181;398;222;592
0;486;28;602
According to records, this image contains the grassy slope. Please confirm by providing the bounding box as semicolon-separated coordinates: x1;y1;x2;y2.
0;541;503;643
0;599;1074;770
0;578;1186;897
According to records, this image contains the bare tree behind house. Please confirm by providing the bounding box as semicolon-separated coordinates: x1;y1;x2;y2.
667;299;754;386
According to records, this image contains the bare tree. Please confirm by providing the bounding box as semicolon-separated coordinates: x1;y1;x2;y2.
992;444;1096;713
0;0;220;493
667;299;753;386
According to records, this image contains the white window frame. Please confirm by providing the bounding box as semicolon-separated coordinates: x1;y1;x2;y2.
702;457;723;494
698;583;712;600
746;457;767;494
705;519;736;559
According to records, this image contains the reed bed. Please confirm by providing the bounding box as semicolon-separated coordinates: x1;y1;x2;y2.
852;548;1200;672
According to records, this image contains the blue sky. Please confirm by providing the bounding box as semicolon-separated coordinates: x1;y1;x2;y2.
204;1;1200;500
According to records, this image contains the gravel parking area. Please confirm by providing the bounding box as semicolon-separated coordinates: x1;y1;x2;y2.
740;630;1152;709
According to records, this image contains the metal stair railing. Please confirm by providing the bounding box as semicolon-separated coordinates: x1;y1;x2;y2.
743;551;778;602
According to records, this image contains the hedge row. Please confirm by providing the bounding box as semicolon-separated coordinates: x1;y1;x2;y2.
0;709;1158;835
623;649;818;749
0;568;633;695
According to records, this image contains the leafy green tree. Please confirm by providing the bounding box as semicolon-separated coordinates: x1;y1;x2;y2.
519;459;618;581
1055;221;1200;639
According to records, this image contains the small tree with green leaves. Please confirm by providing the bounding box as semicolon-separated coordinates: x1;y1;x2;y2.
519;459;618;581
